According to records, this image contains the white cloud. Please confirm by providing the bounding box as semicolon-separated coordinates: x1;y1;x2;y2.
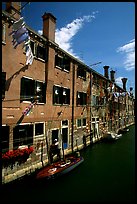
38;30;43;35
55;12;98;58
38;12;98;59
117;39;135;71
115;77;123;86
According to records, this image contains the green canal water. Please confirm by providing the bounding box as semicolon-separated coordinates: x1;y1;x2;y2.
2;125;135;203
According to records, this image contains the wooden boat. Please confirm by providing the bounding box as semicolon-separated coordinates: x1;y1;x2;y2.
36;153;84;180
118;127;129;134
102;132;122;142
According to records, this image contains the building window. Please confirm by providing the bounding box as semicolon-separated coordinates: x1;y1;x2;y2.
20;77;34;102
55;54;63;68
13;124;33;149
53;85;60;104
53;85;70;105
77;119;82;127
62;88;70;104
77;118;86;127
30;40;48;61
92;95;99;106
2;125;9;153
20;77;46;103
63;56;70;72
77;91;87;106
83;118;86;126
2;24;6;44
35;123;44;136
55;54;70;72
92;95;96;106
77;65;86;80
62;120;68;126
2;72;6;100
52;129;59;144
35;81;46;103
37;44;48;61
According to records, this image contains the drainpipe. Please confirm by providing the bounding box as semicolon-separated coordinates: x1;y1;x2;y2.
90;71;93;144
71;63;75;153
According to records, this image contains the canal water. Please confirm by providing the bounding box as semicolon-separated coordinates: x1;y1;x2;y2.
2;125;135;203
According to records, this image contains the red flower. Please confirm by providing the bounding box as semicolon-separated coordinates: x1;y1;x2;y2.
2;146;34;168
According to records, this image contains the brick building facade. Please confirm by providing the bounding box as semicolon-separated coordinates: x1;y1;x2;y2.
2;2;135;183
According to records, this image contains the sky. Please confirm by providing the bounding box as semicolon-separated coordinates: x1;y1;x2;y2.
2;2;135;96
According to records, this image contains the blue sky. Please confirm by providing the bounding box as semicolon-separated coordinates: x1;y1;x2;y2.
3;2;135;95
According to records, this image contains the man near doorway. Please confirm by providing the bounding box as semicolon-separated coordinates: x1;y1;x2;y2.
49;139;61;163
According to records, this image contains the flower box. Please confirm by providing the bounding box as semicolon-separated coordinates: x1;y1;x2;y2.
2;146;34;169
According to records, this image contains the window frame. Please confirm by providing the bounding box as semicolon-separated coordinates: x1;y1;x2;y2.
35;122;44;136
55;54;70;72
13;123;33;149
37;43;46;61
77;91;87;106
77;65;86;80
2;23;6;44
53;85;70;105
20;77;46;104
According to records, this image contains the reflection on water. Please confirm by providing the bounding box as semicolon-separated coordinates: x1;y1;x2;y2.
2;125;135;202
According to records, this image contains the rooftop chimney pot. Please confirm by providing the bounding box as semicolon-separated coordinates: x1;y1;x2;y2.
42;12;56;41
121;78;127;91
6;2;21;20
103;65;109;79
110;70;115;82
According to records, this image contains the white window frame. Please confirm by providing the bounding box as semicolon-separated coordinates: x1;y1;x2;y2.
34;122;45;137
2;23;6;44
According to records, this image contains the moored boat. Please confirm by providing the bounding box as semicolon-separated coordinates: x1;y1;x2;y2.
118;127;129;134
36;153;84;180
102;132;122;142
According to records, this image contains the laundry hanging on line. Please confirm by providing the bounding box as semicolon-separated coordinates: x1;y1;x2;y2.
9;17;34;65
25;44;34;65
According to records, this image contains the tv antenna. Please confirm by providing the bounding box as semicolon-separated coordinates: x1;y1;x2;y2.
89;61;102;67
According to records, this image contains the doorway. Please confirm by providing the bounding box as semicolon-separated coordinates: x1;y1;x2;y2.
62;127;68;149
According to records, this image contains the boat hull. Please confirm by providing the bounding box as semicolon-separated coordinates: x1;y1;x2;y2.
118;128;129;134
102;132;122;142
36;156;84;180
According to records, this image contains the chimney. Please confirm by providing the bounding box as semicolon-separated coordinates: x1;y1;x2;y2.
103;66;109;79
6;2;21;20
42;12;56;41
110;70;115;82
121;78;127;91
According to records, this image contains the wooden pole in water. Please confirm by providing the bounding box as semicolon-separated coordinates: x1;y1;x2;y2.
41;142;44;167
61;134;65;161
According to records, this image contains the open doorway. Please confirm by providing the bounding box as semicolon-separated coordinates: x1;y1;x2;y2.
62;127;68;149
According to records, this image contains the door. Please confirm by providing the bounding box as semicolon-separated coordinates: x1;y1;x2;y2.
62;128;68;149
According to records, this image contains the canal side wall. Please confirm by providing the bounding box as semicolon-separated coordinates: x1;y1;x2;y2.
2;122;135;185
2;133;103;184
